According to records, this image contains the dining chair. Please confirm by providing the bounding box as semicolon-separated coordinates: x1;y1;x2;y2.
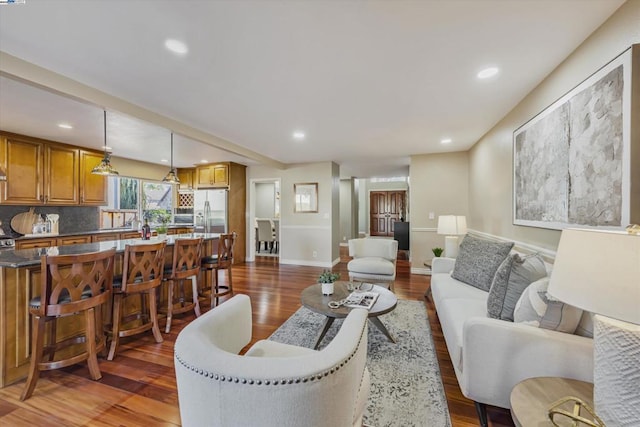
21;247;116;400
272;219;279;254
106;240;166;360
163;237;203;333
200;232;236;308
256;219;274;253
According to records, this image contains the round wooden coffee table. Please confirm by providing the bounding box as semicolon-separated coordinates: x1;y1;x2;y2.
300;281;397;349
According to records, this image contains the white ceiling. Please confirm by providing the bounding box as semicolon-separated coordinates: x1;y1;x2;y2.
0;0;625;178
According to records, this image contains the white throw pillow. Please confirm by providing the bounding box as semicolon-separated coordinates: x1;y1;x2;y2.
514;277;583;334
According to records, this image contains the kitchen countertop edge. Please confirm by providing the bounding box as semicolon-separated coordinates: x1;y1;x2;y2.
0;232;219;268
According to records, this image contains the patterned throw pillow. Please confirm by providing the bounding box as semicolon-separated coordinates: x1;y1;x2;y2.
486;255;515;318
451;235;514;292
498;253;548;321
514;277;583;333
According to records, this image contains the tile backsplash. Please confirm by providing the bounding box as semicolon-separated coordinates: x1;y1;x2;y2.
0;206;100;236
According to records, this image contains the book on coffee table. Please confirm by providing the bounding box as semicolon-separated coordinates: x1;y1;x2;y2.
344;291;379;310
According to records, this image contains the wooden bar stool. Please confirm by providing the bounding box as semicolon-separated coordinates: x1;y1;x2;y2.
163;237;203;333
106;241;166;361
201;232;236;308
21;248;116;401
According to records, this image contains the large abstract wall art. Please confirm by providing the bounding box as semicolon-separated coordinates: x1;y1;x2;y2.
514;49;631;230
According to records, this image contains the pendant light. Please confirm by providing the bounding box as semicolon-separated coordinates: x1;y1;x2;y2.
162;132;180;184
91;110;119;176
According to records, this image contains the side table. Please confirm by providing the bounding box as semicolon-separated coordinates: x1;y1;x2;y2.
510;377;594;427
424;261;432;301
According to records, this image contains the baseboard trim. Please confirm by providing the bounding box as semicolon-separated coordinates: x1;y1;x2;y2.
411;267;431;276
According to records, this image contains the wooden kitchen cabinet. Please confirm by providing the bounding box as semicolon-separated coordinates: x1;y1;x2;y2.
0;133;104;206
46;144;80;204
92;233;120;242
0;135;42;204
119;231;142;239
79;151;107;205
177;168;195;190
195;163;229;188
57;235;92;246
167;227;194;235
0;135;79;205
15;237;56;250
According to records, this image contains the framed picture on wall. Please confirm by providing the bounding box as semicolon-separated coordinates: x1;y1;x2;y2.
294;183;318;213
513;48;632;230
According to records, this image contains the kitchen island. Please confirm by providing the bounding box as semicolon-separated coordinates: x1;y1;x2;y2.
0;233;220;388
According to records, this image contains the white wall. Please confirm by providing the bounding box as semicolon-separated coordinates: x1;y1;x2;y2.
255;182;275;218
409;151;469;273
468;1;640;252
339;178;359;244
247;162;338;267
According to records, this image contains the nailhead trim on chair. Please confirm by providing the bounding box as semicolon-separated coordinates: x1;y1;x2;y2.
175;320;367;386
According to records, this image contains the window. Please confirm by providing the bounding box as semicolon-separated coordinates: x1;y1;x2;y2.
118;177;139;209
142;181;173;226
104;177;173;228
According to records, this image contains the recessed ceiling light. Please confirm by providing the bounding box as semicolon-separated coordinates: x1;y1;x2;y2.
293;131;305;140
477;67;499;79
201;159;208;163
165;39;188;55
58;123;73;129
441;138;452;144
161;159;168;163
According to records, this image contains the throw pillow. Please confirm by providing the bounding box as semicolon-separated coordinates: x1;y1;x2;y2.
499;253;548;321
574;311;594;338
451;235;514;291
514;277;584;333
486;255;515;318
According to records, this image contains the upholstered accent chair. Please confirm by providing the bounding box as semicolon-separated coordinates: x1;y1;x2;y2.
174;294;370;427
347;238;398;290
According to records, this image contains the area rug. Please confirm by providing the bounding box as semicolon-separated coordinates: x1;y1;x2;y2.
268;300;452;427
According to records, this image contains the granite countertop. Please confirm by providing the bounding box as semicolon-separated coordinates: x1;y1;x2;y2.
0;233;220;268
14;225;194;240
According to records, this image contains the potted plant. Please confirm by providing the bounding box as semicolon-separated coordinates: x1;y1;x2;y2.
318;270;340;296
432;247;444;257
155;212;171;238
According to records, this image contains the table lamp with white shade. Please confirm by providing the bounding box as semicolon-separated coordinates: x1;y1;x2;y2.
437;215;467;258
547;227;640;426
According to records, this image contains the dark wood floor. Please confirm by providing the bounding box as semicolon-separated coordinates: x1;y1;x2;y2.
0;248;514;427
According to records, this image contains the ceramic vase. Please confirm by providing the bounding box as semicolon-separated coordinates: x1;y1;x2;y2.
321;282;334;296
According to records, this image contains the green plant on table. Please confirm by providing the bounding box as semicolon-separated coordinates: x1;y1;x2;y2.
432;247;444;257
154;212;170;235
318;270;340;283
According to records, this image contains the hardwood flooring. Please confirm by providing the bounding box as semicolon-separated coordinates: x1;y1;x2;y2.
0;248;514;427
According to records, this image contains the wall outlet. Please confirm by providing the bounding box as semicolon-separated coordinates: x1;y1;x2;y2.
312;250;317;258
429;212;435;220
343;236;346;241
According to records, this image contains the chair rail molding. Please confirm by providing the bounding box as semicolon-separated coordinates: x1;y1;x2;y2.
410;228;557;275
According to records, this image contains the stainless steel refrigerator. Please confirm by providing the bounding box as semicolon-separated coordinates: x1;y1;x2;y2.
193;189;228;233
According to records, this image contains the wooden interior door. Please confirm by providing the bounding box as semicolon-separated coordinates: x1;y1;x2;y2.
370;190;405;237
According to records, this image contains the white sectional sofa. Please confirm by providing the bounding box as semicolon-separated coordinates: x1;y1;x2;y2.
431;255;595;426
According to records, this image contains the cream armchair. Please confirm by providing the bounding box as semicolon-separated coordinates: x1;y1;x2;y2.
174;294;370;427
347;238;398;290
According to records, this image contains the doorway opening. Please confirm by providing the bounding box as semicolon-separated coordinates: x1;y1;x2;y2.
249;178;281;261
